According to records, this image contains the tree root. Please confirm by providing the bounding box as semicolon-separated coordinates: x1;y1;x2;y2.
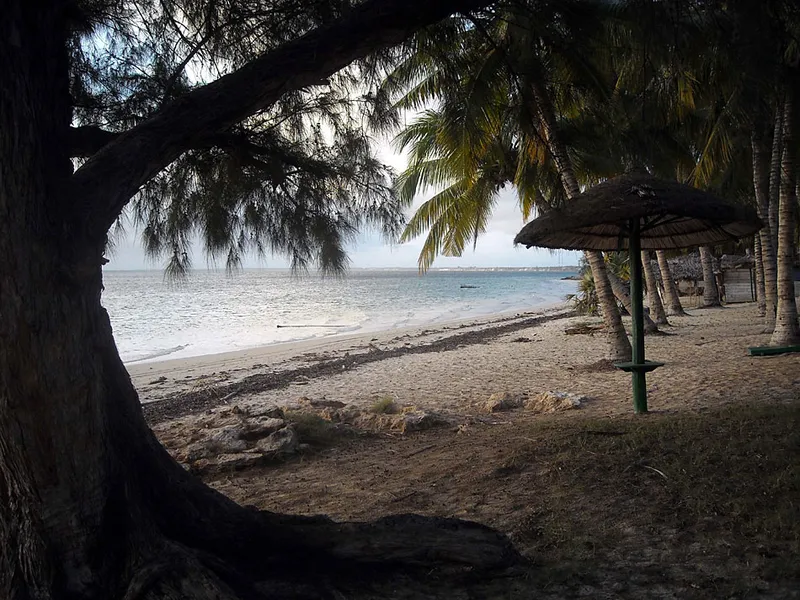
124;514;523;600
107;353;523;600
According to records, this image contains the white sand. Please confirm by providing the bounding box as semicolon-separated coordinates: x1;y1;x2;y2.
128;302;570;402
136;302;799;423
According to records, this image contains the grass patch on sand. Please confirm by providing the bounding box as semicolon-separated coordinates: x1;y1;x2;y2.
283;411;353;448
368;396;398;415
507;402;800;596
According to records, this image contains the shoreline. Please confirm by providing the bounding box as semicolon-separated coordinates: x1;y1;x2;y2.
135;302;575;423
138;302;797;432
123;299;570;367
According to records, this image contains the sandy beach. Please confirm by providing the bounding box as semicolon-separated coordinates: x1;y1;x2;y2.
137;301;799;598
136;301;799;426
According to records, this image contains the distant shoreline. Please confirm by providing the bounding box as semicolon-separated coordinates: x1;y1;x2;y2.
104;266;581;273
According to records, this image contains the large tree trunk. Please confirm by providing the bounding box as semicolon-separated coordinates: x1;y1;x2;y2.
0;3;517;598
754;235;767;316
770;92;800;346
607;269;660;333
752;129;779;330
641;251;669;325
530;79;631;360
655;251;688;316
699;246;721;307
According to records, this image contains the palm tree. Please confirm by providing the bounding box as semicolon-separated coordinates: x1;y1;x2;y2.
751;128;778;328
642;251;669;325
385;0;634;361
605;265;660;333
753;234;767;316
656;250;688;316
699;246;721;306
683;0;793;332
528;74;633;359
768;108;783;254
769;91;800;346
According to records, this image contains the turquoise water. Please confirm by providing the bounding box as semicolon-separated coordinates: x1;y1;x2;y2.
102;268;577;363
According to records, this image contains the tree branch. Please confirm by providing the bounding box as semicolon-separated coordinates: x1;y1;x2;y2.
71;0;492;240
68;126;120;157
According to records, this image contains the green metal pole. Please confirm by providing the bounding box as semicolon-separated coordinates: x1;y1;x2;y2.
628;219;648;413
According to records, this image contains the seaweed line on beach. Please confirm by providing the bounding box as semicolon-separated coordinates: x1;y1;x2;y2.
143;309;576;424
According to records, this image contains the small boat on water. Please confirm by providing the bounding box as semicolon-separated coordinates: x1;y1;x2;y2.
460;285;479;289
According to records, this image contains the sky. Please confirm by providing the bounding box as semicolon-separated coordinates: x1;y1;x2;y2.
105;143;581;271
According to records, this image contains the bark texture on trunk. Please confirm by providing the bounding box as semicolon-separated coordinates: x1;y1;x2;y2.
641;251;669;325
768;105;784;254
754;235;767;316
770;92;800;346
607;269;660;333
699;246;721;307
752;129;778;330
530;79;631;360
584;251;633;361
655;251;687;316
0;3;518;598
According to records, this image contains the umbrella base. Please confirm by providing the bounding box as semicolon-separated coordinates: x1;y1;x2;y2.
613;360;665;373
747;345;800;357
613;361;664;414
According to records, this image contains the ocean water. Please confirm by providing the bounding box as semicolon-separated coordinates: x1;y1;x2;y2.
101;269;577;363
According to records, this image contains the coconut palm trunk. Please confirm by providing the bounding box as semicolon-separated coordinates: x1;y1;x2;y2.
754;235;767;316
752;129;779;329
768;106;783;253
699;246;721;306
530;79;631;360
655;250;688;316
769;93;800;346
607;269;660;333
642;251;669;324
583;251;632;359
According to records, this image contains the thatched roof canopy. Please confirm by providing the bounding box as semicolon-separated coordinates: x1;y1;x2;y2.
665;253;703;281
514;174;762;251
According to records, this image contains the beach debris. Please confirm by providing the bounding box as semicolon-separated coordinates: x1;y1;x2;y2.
219;390;240;403
484;392;526;413
277;323;350;328
208;427;249;453
255;425;299;455
204;453;263;470
159;398;455;473
565;323;604;335
247;405;285;419
391;410;447;433
242;416;286;440
298;396;347;409
295;400;450;434
525;391;585;413
157;404;304;473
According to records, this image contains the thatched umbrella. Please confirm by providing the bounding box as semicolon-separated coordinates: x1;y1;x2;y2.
515;173;762;414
